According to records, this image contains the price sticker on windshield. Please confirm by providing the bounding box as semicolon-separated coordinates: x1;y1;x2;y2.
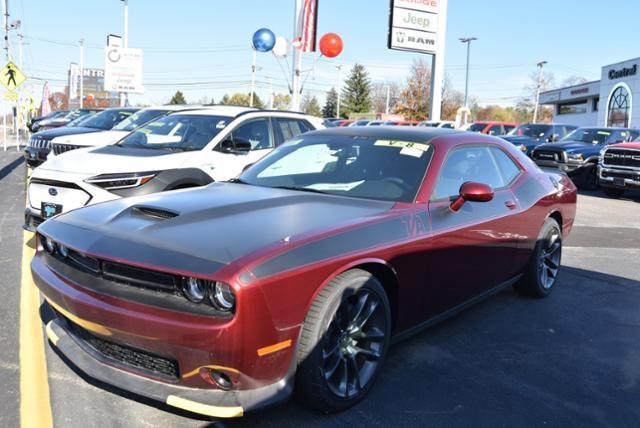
375;140;429;152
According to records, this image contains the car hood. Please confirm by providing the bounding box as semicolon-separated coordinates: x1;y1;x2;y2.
608;142;640;150
502;136;541;145
38;183;394;275
33;126;101;140
39;145;188;175
51;130;129;147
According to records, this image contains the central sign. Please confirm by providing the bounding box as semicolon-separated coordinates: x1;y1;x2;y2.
388;0;440;54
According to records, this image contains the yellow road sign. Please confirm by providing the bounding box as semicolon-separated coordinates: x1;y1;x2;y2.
4;91;18;102
0;61;27;91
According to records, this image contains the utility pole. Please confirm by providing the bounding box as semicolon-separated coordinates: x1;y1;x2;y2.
79;39;84;108
335;64;342;118
533;60;548;123
266;76;274;109
120;0;128;107
459;37;477;108
385;85;391;115
2;0;9;150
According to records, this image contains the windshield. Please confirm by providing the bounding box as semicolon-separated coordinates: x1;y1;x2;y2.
239;135;433;203
508;124;551;138
80;109;136;130
64;110;96;121
117;114;232;151
468;123;488;132
562;128;614;144
67;115;92;127
113;109;168;131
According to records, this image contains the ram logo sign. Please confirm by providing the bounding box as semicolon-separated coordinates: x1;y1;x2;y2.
388;0;440;54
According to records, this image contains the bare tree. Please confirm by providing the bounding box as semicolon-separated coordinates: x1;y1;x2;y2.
396;59;432;121
371;81;401;114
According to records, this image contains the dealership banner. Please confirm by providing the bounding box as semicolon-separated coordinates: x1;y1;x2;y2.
295;0;319;52
104;47;144;94
388;0;440;54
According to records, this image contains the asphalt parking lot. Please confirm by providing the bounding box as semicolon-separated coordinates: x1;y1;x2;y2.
1;150;639;427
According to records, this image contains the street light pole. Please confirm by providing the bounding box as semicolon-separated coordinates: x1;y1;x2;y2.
120;0;129;107
459;37;477;108
533;60;548;123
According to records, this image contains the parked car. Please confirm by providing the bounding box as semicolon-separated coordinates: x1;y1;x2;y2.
503;123;578;156
366;120;385;126
336;119;355;127
25;107;324;230
468;121;517;136
24;108;139;167
598;140;640;197
28;111;68;133
36;108;102;132
384;120;419;126
49;106;197;157
418;120;455;129
34;127;576;418
348;119;371;127
531;127;639;189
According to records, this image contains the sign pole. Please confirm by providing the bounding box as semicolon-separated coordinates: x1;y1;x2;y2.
291;0;302;111
2;0;7;150
428;0;448;122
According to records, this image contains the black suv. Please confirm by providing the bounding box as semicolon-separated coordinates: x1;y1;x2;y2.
502;123;577;156
531;127;639;189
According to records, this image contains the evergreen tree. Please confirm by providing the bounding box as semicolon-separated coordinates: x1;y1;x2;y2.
301;93;322;117
341;64;372;116
169;90;187;105
322;88;338;118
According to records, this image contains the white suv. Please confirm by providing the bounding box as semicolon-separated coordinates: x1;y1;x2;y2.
48;105;198;157
25;106;324;230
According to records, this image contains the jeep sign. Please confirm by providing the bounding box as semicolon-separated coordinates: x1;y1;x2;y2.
388;0;440;54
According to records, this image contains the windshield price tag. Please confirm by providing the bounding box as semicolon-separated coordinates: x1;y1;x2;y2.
375;140;429;152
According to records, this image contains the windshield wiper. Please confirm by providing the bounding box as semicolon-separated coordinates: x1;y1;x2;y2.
274;185;328;195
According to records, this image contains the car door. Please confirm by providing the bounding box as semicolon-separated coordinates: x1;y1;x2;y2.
273;117;314;145
425;145;522;315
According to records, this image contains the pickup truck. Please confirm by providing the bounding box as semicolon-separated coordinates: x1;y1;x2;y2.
598;141;640;197
531;127;639;189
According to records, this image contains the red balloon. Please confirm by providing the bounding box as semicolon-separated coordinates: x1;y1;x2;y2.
319;33;343;58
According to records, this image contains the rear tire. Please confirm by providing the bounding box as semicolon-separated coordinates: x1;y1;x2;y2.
514;218;562;298
603;187;624;198
295;269;391;413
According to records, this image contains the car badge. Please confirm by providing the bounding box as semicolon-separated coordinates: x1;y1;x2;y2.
49;188;58;196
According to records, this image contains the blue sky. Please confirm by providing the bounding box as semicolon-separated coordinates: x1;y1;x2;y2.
12;0;640;107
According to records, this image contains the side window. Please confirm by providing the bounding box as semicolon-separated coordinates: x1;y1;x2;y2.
231;118;273;150
488;125;503;135
432;146;505;200
276;119;310;143
504;125;515;133
490;147;522;185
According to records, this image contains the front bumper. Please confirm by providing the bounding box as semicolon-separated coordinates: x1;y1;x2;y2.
31;252;297;417
44;317;293;418
534;159;584;176
598;166;640;189
23;146;50;166
23;207;45;232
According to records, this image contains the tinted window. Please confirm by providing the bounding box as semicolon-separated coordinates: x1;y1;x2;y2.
468;123;488;132
488;125;503;135
490;147;521;184
276;118;311;143
240;135;433;203
562;128;612;144
232;118;273;150
509;124;551;138
80;109;135;130
433;146;505;200
114;109;167;131
118;114;232;151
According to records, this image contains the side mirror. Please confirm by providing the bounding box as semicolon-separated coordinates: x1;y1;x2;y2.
548;134;560;142
450;182;494;212
219;136;252;153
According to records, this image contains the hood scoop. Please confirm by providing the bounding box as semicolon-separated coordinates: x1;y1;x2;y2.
131;206;180;220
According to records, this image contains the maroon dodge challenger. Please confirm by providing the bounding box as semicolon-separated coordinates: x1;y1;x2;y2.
33;127;577;418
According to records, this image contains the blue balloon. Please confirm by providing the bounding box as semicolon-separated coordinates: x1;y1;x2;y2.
252;28;276;52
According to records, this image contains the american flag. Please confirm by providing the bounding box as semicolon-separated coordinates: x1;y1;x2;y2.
296;0;318;52
40;82;51;116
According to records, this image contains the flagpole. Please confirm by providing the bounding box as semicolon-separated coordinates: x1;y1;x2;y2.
291;0;302;112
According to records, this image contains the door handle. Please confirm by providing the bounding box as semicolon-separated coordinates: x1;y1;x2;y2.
505;200;517;210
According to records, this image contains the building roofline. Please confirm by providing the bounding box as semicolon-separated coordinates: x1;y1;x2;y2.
540;79;601;96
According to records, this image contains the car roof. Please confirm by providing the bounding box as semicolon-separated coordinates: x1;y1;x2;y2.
306;125;463;142
169;106;257;117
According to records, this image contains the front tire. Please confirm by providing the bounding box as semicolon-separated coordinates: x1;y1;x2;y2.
580;163;599;190
514;218;562;298
295;269;391;413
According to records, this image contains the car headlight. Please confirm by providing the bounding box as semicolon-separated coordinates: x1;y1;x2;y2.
84;171;158;190
567;153;583;162
182;278;236;313
211;281;236;311
58;244;69;258
44;237;57;254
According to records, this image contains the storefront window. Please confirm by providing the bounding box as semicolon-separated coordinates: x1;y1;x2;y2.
558;101;588;115
607;84;631;127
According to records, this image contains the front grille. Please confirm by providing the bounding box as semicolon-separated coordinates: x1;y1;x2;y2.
52;247;179;292
29;137;51;149
603;149;640;169
601;169;640;180
63;315;180;380
52;143;81;155
534;150;564;163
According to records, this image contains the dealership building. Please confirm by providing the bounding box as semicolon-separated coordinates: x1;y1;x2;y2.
539;57;639;128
